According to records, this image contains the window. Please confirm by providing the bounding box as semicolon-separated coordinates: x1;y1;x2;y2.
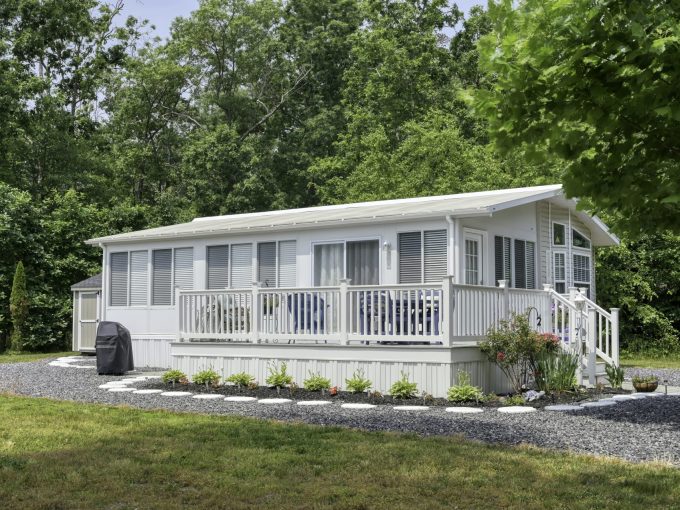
494;236;512;286
573;253;591;296
277;240;297;287
230;244;253;288
514;239;536;289
173;248;194;299
397;230;447;284
110;252;129;306
553;223;566;246
572;229;591;249
347;240;379;285
258;242;277;287
206;245;229;289
129;251;148;306
314;243;344;286
257;241;298;288
465;238;479;285
553;252;566;294
152;249;172;305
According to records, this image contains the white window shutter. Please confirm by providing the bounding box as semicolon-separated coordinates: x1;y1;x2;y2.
231;244;253;288
152;249;172;305
398;232;422;284
257;242;276;287
129;251;148;306
110;252;129;306
173;248;194;301
424;230;447;283
207;245;229;289
526;241;536;289
277;241;296;287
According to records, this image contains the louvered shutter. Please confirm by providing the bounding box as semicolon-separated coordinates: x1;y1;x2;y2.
398;232;422;283
424;230;447;283
207;245;229;289
231;244;253;288
526;241;536;289
514;239;526;289
152;249;172;305
129;251;148;306
110;252;129;306
173;248;194;304
258;242;276;287
494;236;504;285
277;240;296;287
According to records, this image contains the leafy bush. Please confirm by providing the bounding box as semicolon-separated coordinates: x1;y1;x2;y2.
193;368;221;389
345;369;372;393
447;371;484;402
266;361;293;390
303;372;331;392
504;394;526;406
162;369;187;388
534;351;579;393
480;314;559;393
604;363;625;389
226;372;255;388
389;372;418;399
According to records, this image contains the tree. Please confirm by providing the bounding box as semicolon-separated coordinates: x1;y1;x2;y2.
9;262;29;351
473;0;680;234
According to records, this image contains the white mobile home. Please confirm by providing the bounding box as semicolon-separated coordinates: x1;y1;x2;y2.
85;185;620;396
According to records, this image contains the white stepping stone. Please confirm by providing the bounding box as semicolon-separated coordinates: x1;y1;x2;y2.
642;392;664;397
341;403;376;410
544;405;584;412
160;391;193;397
48;362;71;367
445;407;483;414
297;400;333;406
192;394;224;400
259;398;293;404
224;396;258;402
98;382;131;388
108;387;136;393
71;365;95;369
628;394;648;399
132;389;163;394
611;395;637;401
598;398;618;404
581;400;617;408
393;406;429;411
497;406;537;414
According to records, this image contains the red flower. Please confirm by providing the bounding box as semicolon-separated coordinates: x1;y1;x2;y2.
329;386;338;396
497;352;506;362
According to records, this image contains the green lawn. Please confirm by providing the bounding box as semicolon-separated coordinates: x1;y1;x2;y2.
1;395;679;509
0;351;80;364
621;354;680;370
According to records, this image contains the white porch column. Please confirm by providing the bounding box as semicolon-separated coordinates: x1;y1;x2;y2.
542;284;553;333
175;286;182;341
441;275;455;347
587;308;597;386
251;282;261;344
498;279;509;319
611;308;620;366
339;278;350;345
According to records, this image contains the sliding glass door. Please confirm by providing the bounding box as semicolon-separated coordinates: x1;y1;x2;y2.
313;240;379;286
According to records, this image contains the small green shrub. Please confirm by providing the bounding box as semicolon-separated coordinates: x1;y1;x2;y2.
162;369;187;388
504;394;526;406
632;375;658;384
303;371;331;392
226;371;255;388
193;368;221;389
345;369;372;393
447;371;484;403
535;351;578;393
266;361;294;391
389;372;418;399
604;363;625;389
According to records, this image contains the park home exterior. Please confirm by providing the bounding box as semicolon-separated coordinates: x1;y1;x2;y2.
84;185;620;397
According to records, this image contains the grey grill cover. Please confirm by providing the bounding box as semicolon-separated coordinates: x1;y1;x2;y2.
95;321;134;375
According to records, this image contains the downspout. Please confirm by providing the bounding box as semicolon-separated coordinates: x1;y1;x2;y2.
446;215;458;283
100;242;106;322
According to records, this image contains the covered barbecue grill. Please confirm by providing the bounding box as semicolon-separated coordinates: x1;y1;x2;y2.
95;321;134;375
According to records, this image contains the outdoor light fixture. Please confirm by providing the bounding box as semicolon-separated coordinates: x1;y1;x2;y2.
574;294;586;312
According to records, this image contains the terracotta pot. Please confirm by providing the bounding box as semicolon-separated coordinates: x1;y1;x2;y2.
633;381;658;392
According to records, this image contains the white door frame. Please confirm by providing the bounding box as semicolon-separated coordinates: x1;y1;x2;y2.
463;228;487;286
78;290;101;351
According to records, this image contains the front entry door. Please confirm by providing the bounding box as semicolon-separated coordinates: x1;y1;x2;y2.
464;232;484;285
78;291;100;350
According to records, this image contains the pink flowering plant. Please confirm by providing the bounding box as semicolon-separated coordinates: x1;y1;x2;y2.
480;313;559;394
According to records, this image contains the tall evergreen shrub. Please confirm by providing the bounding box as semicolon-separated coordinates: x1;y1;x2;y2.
9;262;29;351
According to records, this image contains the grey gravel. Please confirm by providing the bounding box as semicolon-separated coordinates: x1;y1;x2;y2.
2;357;680;466
626;366;680;387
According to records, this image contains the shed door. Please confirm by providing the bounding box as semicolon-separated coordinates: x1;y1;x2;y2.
78;291;100;350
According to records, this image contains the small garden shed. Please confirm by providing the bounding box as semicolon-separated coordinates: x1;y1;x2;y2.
71;274;102;353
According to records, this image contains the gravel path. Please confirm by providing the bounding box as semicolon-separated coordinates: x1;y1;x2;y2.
626;366;680;387
2;357;680;466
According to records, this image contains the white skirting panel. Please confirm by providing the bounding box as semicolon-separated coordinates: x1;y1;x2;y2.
170;343;513;398
131;336;174;369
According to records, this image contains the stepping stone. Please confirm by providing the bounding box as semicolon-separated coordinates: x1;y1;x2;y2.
497;406;537;414
108;387;136;393
259;398;293;404
581;401;617;408
598;398;618;404
628;394;648;399
544;405;584;412
445;407;483;414
341;403;376;410
160;391;193;397
611;395;637;401
297;401;333;406
48;362;71;367
642;392;664;397
393;406;429;411
132;389;163;394
192;394;224;400
71;365;95;369
225;396;257;402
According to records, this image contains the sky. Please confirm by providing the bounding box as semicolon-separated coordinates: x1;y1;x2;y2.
120;0;485;40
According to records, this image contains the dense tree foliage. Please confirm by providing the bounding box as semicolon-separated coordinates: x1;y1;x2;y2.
0;0;677;355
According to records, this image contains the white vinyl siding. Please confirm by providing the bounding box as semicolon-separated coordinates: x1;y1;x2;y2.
129;250;148;306
206;245;229;289
398;230;447;284
258;242;277;288
278;240;297;287
173;248;194;302
110;252;129;306
152;249;173;306
231;244;253;288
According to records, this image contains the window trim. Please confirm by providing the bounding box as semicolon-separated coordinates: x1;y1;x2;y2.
571;227;592;250
463;227;487;286
311;236;382;286
573;252;592;290
552;222;567;247
552;250;567;294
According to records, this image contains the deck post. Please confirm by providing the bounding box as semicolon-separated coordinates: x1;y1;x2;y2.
610;308;620;366
175;286;182;342
251;282;260;344
542;284;553;333
339;279;350;345
441;275;455;347
587;308;597;386
498;280;509;319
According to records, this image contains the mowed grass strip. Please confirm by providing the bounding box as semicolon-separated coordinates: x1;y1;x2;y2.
621;354;680;370
0;351;80;364
1;395;679;510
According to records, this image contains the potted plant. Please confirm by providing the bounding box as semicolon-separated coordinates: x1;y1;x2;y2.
632;375;658;392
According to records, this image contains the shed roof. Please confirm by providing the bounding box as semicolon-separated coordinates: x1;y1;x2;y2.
70;273;102;291
85;185;618;246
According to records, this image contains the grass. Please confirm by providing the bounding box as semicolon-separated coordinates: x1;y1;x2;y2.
0;350;80;364
620;353;680;370
1;395;679;509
